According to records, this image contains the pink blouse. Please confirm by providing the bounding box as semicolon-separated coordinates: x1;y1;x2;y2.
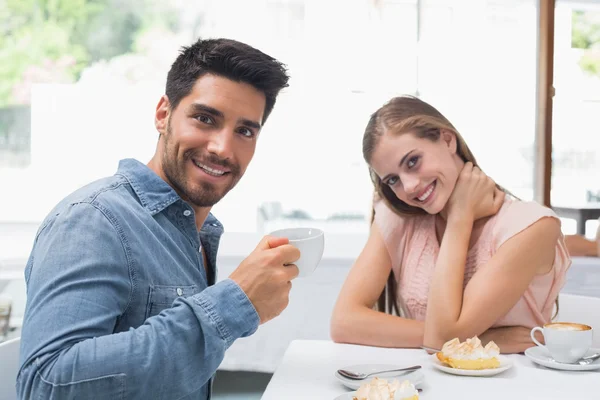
374;197;571;328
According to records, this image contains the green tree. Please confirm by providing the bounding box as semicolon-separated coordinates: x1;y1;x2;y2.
571;10;600;77
0;0;180;106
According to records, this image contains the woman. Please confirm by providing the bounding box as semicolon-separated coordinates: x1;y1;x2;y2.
331;96;571;353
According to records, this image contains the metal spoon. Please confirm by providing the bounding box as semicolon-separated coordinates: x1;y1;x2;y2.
337;365;421;380
575;353;600;365
420;346;441;354
546;352;600;365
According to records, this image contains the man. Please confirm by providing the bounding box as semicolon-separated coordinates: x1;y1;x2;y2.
564;231;600;257
17;38;299;399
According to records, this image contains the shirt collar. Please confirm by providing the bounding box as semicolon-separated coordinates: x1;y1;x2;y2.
116;158;180;215
114;159;224;232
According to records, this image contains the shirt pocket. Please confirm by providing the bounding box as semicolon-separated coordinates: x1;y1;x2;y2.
145;284;198;320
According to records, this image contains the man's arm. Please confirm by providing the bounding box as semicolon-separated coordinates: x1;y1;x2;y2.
17;202;259;399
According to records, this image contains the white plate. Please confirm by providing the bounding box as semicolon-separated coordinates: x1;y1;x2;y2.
334;364;425;390
333;394;354;400
430;354;513;376
524;346;600;371
333;389;421;400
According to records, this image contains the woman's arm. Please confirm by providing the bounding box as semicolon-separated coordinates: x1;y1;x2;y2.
330;213;546;351
330;224;424;348
423;164;560;350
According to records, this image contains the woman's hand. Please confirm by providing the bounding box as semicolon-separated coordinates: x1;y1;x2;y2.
446;162;505;223
479;326;541;354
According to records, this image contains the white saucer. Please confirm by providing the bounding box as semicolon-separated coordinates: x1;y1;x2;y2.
430;354;513;376
524;346;600;371
334;364;425;390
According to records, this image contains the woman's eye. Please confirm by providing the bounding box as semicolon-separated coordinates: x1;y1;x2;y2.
407;156;419;169
386;176;398;186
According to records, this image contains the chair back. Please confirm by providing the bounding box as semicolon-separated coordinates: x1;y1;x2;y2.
0;337;20;400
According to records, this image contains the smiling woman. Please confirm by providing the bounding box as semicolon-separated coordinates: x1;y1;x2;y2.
330;95;571;354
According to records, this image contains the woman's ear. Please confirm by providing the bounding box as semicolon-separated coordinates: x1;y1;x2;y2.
440;129;458;154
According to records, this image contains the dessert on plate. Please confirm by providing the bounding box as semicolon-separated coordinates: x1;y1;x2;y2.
352;378;418;400
436;336;500;370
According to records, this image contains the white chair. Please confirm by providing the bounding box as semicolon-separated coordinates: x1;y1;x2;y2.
0;337;20;400
557;293;600;348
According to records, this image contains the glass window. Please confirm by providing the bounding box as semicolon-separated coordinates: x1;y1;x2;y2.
0;0;539;237
553;1;600;236
417;0;538;202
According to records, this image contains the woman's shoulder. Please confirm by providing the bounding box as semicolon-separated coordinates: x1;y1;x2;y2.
496;196;558;220
492;196;560;246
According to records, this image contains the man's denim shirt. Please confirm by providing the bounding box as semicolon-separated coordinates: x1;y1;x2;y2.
17;158;260;400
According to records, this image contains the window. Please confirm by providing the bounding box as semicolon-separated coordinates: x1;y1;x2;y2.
0;0;540;238
417;0;538;202
552;1;600;236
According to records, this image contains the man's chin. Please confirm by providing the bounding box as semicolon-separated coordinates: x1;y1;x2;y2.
188;194;224;208
185;186;230;208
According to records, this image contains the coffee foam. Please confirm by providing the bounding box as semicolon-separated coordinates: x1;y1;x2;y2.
545;322;591;331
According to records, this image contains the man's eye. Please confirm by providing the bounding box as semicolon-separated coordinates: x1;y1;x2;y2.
238;127;255;138
196;115;214;125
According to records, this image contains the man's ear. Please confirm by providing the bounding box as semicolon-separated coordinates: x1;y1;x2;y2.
155;95;171;135
440;129;457;154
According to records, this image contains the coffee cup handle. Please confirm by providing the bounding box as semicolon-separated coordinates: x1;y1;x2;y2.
530;327;545;347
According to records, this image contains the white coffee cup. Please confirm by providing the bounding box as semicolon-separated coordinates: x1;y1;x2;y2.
530;322;593;363
269;227;324;277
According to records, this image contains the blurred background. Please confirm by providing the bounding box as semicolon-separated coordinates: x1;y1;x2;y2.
1;0;599;398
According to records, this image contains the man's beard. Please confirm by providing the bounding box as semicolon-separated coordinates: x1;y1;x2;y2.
161;123;241;208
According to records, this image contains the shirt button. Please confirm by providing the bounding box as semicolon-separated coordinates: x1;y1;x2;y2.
176;288;183;296
183;210;192;217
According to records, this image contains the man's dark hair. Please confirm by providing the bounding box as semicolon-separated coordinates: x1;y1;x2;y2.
166;38;289;124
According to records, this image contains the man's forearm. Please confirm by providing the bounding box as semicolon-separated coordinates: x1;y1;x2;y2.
18;280;258;400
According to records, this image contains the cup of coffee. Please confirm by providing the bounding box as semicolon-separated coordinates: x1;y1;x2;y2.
269;227;324;277
530;322;593;363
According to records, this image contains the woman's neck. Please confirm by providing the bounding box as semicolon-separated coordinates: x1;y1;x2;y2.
434;213;488;250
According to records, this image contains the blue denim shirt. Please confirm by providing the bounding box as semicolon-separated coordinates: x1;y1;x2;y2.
17;158;260;400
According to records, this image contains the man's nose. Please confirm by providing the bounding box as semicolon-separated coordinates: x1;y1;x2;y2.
206;129;234;160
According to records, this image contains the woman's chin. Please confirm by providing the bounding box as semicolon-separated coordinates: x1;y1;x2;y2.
421;199;445;215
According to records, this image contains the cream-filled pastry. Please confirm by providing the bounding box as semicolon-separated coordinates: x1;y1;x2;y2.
393;380;419;400
352;378;419;400
436;336;500;370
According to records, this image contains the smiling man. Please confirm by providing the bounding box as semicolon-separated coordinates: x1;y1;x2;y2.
17;38;299;400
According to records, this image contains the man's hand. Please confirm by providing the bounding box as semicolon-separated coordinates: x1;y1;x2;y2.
229;236;300;324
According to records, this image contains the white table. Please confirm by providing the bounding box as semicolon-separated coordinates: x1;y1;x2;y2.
261;340;600;399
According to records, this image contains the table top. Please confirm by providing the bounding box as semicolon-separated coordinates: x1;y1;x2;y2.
553;204;600;211
261;340;600;400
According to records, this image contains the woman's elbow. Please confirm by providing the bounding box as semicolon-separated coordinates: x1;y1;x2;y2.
330;305;360;344
423;325;461;350
330;310;348;343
